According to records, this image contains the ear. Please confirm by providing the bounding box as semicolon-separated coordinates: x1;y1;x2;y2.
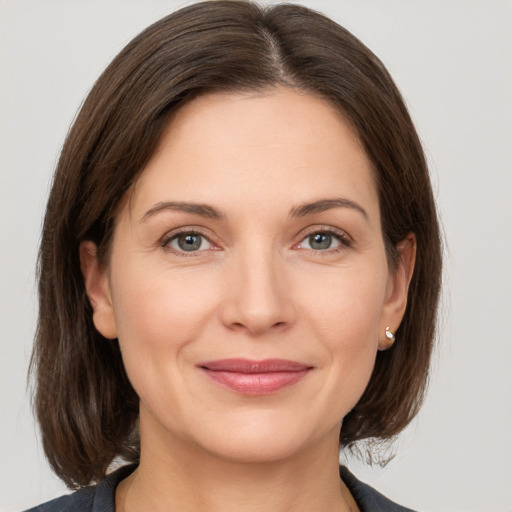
378;233;416;350
79;241;118;339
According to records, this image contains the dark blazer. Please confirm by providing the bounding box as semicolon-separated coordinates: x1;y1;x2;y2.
24;464;416;512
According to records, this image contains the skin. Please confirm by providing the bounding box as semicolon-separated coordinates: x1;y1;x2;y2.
81;87;415;512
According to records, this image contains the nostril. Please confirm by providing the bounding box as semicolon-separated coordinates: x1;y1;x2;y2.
271;321;289;331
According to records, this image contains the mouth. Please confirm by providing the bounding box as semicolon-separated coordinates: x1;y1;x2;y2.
197;358;313;395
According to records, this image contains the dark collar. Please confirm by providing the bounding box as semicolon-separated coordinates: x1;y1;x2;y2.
26;464;415;512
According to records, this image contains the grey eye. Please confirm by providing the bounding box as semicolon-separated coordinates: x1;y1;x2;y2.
169;233;209;252
301;232;341;251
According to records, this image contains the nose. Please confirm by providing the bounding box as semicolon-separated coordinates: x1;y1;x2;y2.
219;247;297;336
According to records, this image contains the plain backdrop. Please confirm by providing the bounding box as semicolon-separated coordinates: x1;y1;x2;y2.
1;1;511;511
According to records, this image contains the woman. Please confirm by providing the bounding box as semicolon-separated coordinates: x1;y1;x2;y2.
27;1;441;511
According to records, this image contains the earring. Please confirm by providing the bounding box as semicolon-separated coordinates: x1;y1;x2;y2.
379;326;395;351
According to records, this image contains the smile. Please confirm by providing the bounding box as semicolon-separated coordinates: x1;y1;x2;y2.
197;358;313;395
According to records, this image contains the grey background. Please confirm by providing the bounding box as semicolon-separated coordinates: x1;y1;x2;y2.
1;0;511;510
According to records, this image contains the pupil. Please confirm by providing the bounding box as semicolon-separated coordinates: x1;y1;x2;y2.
310;233;331;250
178;234;201;251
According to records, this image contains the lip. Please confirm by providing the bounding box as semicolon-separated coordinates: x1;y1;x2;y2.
197;358;313;395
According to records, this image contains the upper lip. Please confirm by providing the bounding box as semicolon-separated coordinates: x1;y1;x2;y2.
198;358;312;373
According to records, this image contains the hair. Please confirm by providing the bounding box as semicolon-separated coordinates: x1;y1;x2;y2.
31;0;442;489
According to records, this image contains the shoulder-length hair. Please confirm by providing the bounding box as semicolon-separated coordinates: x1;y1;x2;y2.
31;0;442;488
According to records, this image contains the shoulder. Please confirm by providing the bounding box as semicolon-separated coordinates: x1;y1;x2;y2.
22;465;136;512
339;466;416;512
22;486;96;512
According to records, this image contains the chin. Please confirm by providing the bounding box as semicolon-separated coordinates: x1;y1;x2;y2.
188;412;338;465
205;434;311;464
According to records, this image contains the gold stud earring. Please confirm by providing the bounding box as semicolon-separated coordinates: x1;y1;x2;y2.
379;326;395;351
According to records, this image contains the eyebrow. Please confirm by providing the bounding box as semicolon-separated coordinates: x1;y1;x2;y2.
290;198;368;220
141;197;368;223
141;201;224;222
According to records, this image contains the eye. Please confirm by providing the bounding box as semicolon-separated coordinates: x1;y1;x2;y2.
165;231;214;253
301;232;340;250
296;229;349;252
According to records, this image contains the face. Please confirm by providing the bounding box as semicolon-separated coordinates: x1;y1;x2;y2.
82;87;411;464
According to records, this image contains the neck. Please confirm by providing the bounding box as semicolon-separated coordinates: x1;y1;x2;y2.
118;419;357;512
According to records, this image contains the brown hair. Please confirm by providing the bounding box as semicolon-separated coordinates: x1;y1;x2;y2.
31;0;442;488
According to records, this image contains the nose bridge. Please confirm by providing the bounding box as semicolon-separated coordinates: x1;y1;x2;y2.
221;238;295;335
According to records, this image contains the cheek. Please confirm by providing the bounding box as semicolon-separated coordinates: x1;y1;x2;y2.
296;263;388;404
300;262;387;343
110;267;218;384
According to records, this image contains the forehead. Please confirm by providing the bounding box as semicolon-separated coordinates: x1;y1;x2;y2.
127;87;379;222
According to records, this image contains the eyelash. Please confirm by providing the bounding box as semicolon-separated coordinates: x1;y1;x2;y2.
296;227;352;255
161;228;215;257
161;226;352;257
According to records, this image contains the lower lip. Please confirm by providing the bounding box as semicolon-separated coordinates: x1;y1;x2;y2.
201;369;310;395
